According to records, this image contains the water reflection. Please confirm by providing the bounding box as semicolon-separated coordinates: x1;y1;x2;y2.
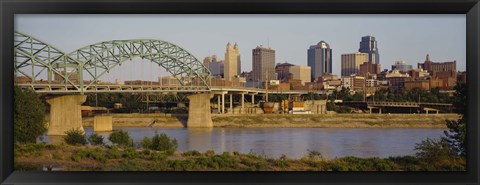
41;127;444;159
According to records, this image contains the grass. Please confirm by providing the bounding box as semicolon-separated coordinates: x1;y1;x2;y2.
14;143;465;171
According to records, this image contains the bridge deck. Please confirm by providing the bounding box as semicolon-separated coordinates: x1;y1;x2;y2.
17;83;329;95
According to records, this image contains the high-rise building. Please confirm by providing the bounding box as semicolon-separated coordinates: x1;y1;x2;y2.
341;52;368;77
237;54;241;75
208;55;224;77
224;42;240;81
359;35;380;65
252;46;275;82
275;62;295;82
203;56;212;69
359;62;381;75
391;60;412;72
417;54;456;76
290;65;311;85
308;41;332;82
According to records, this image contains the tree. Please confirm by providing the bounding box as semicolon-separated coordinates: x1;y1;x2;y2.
442;82;467;157
14;86;46;143
415;82;467;159
142;133;178;155
64;128;87;145
88;133;105;146
108;130;133;147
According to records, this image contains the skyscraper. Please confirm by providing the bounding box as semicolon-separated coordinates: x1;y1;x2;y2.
359;35;380;65
203;56;212;69
208;55;224;77
237;54;241;75
290;65;311;85
224;42;240;81
307;41;332;82
341;52;368;77
252;46;275;82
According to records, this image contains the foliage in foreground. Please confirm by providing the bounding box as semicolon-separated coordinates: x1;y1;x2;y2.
140;133;178;155
14;144;465;171
14;86;47;143
64;128;86;146
88;133;105;146
108;130;132;147
414;82;467;162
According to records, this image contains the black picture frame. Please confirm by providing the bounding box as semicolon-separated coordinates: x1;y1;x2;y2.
1;0;479;184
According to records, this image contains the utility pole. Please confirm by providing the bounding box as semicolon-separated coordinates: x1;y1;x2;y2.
265;68;269;102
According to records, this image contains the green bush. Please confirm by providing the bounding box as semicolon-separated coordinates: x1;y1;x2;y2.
205;150;215;156
142;149;152;156
106;146;122;159
150;152;168;161
122;148;138;159
415;138;454;163
307;150;324;161
14;86;46;143
140;137;152;149
142;133;178;155
70;148;107;163
275;159;289;168
63;128;86;145
183;150;202;157
108;130;132;147
88;133;105;146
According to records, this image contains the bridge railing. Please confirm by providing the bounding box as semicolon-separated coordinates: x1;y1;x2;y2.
16;83;210;94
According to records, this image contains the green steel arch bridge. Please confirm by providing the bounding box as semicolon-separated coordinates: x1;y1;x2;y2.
14;32;326;97
14;32;212;94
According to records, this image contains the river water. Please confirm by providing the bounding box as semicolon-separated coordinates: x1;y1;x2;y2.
42;127;445;159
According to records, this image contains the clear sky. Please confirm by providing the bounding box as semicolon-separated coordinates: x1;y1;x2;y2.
15;14;465;82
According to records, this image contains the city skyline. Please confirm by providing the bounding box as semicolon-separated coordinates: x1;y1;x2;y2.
15;14;465;82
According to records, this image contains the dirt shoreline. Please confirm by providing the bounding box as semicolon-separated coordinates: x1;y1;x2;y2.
82;113;460;128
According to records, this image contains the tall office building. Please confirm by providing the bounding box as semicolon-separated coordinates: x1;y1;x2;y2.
417;54;456;75
308;41;332;82
237;54;241;75
252;46;276;82
359;35;380;65
203;56;212;69
341;52;368;77
224;42;240;81
208;55;224;77
290;65;311;85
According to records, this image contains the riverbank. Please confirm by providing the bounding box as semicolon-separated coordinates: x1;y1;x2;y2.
82;113;459;128
14;143;465;171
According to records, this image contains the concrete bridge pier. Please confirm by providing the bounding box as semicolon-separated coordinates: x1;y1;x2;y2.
229;94;233;114
217;95;221;113
187;93;214;127
46;95;87;136
94;115;113;132
241;93;245;109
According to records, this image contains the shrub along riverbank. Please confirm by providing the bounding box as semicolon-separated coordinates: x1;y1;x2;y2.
14;143;465;171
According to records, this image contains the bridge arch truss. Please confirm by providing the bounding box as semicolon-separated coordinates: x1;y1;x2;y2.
14;32;211;94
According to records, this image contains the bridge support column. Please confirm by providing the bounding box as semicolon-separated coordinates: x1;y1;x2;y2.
241;93;245;109
46;95;87;136
221;93;225;114
187;93;214;128
217;95;221;113
229;94;233;114
251;94;254;106
94;115;113;132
